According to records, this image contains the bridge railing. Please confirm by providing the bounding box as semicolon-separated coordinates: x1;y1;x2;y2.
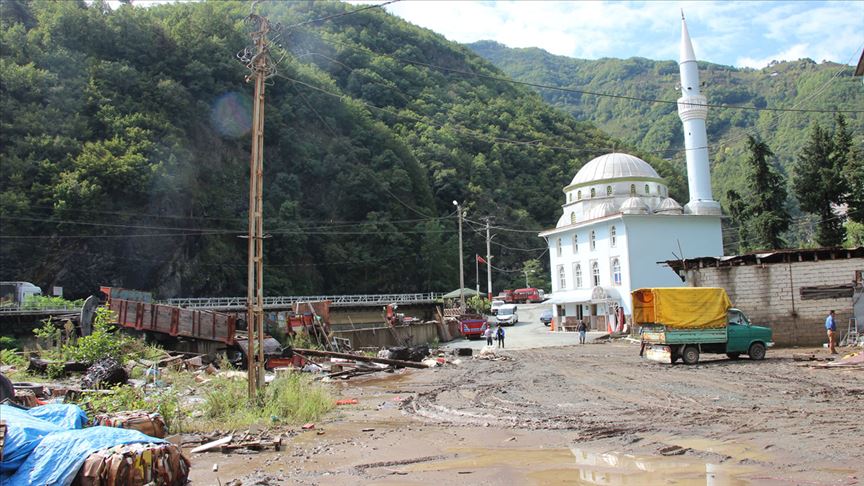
160;292;444;309
0;302;82;314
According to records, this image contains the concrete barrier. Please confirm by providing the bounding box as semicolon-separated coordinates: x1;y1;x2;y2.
333;322;440;349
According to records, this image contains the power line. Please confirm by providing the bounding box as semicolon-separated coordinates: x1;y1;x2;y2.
280;0;401;31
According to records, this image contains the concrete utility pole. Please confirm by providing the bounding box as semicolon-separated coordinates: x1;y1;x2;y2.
453;201;465;311
242;11;273;398
485;218;493;300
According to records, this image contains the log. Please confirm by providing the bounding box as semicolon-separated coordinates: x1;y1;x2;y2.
294;348;429;369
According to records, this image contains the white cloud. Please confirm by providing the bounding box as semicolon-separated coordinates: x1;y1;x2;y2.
360;0;863;68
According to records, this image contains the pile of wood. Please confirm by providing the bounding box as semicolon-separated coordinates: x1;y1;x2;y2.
185;430;282;455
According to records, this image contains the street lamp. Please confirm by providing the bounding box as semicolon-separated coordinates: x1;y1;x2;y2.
453;200;465;312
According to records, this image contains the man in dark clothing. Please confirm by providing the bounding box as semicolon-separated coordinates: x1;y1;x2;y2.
577;320;587;344
496;325;505;348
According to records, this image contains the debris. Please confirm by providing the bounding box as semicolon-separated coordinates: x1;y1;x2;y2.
505;436;517;442
92;410;167;438
335;398;359;406
362;428;375;432
294;348;429;369
76;442;189;485
81;357;128;389
302;423;315;430
212;463;219;472
386;345;430;362
190;434;234;454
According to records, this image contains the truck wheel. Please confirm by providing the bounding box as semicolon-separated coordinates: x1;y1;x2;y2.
726;353;741;360
748;342;766;361
682;345;700;365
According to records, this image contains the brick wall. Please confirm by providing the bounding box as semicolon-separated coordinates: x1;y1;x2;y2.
682;257;862;346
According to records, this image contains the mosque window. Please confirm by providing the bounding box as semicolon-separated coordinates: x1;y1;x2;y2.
574;263;583;288
558;265;566;290
568;193;572;202
610;226;617;247
612;258;622;286
606;185;612;196
572;234;578;253
590;188;596;198
556;238;562;257
657;184;661;194
630;184;636;197
577;190;582;200
590;230;596;251
592;261;600;286
644;184;650;194
570;212;576;224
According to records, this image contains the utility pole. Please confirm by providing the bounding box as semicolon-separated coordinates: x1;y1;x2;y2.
453;201;465;311
240;10;274;398
485;218;493;301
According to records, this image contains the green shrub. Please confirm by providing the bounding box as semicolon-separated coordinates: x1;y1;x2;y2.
0;349;27;368
0;336;19;350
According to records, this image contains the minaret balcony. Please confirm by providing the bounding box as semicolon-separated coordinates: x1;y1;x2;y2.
677;94;708;121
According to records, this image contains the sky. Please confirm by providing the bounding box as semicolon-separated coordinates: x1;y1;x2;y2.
357;0;863;69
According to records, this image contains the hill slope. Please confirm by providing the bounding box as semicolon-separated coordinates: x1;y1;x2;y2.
1;1;670;296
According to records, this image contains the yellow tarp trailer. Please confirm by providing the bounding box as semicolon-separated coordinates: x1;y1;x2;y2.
632;287;731;329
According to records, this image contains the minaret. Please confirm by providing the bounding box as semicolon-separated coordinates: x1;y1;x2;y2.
677;13;721;215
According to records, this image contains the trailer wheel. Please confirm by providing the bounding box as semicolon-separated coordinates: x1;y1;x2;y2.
682;345;700;365
726;353;741;360
748;342;766;361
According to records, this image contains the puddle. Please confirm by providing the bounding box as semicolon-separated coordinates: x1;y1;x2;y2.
403;446;757;485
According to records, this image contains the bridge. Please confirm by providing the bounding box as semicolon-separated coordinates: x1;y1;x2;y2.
0;292;445;317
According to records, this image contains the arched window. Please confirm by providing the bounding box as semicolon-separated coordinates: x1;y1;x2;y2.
590;230;596;251
568;193;572;202
572;234;578;253
590;188;596;198
644;184;650;194
630;184;636;197
592;261;600;286
556;238;562;256
657;184;661;195
606;185;612;196
557;265;566;290
570;212;576;224
612;258;622;286
610;226;617;247
574;263;582;288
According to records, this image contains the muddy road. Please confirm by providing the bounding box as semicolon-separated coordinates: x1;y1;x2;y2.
190;343;863;485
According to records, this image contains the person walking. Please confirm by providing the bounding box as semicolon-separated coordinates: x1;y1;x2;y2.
825;310;838;354
484;324;494;346
496;324;505;349
577;320;587;345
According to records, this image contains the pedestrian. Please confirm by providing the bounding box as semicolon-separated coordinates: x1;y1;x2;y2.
496;324;505;348
577;320;587;345
825;310;838;354
484;324;494;346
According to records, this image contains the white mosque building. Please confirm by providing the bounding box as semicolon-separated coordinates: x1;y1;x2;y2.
539;15;723;332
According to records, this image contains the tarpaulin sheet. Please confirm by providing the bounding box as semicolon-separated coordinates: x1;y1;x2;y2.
6;426;166;486
25;404;89;430
0;405;63;474
632;287;731;329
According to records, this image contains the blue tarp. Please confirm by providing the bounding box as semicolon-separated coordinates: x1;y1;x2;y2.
6;426;166;486
25;403;89;429
0;405;63;474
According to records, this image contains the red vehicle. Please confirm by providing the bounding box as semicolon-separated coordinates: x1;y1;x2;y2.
513;288;542;304
496;290;515;304
460;315;488;340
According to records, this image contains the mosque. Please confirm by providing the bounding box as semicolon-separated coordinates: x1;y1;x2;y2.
539;16;723;332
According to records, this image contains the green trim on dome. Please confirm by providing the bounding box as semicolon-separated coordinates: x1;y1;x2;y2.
564;176;666;193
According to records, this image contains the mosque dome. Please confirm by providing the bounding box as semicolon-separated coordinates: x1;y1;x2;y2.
569;153;662;187
586;201;619;220
656;197;684;214
620;197;650;215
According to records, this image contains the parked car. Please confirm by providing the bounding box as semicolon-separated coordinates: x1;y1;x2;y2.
495;304;519;326
540;309;553;326
490;299;505;315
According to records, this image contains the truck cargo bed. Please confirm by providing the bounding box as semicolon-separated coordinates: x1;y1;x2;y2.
641;324;727;345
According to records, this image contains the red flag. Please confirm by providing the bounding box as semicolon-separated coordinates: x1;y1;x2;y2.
476;255;487;264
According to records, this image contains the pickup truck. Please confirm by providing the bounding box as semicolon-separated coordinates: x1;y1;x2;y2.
634;287;773;365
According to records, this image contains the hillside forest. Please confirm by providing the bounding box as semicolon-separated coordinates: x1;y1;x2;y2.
1;1;860;299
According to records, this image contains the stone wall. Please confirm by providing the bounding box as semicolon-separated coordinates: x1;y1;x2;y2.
681;257;862;346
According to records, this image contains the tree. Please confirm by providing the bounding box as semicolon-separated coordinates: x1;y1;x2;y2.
726;136;790;252
521;259;547;289
842;121;864;225
792;121;847;247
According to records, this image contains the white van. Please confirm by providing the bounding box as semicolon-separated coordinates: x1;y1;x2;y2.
495;304;519;326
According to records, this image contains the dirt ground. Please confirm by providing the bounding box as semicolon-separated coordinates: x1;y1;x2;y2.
189;342;863;485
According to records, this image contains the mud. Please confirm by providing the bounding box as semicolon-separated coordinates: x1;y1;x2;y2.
190;343;863;485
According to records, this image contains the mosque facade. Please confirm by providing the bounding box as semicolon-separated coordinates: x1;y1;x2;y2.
539;16;723;331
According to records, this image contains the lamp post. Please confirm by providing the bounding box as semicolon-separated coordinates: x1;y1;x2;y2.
453;200;465;311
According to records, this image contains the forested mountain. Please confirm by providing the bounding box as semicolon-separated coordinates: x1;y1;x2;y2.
1;0;679;297
467;41;864;245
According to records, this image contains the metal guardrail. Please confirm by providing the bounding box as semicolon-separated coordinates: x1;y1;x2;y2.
0;303;82;315
160;292;444;309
